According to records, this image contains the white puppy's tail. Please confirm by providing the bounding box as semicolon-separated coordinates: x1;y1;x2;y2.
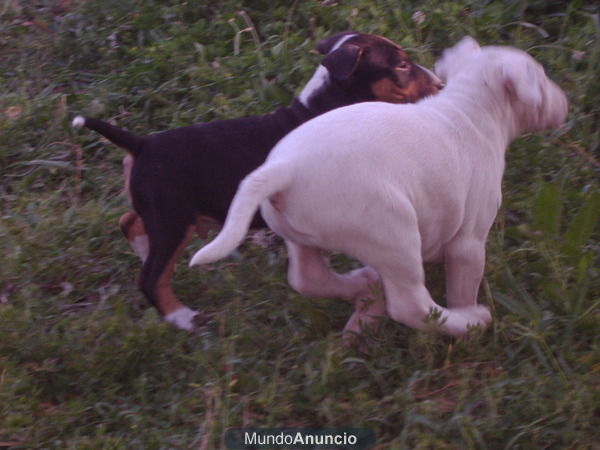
189;162;290;266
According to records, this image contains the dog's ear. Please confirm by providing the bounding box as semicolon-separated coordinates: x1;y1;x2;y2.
321;44;363;80
499;53;568;131
502;58;544;107
317;31;358;54
435;36;481;80
451;36;481;56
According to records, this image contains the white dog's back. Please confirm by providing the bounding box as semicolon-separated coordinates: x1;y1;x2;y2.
261;102;473;259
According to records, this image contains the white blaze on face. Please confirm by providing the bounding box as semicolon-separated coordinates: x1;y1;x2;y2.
299;33;358;107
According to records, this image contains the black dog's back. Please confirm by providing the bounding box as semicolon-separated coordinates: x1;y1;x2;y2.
131;103;312;227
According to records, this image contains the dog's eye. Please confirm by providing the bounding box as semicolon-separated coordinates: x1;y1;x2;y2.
396;61;411;71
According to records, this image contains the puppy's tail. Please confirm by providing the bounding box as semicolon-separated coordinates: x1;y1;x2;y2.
189;162;290;267
72;116;143;157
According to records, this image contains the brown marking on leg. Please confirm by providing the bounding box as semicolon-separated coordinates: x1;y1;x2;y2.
195;214;222;239
119;210;137;236
153;224;196;316
138;218;210;330
119;211;149;262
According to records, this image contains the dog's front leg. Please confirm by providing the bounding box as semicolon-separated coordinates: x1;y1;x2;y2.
444;237;486;309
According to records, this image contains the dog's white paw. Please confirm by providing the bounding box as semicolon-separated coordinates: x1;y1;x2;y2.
164;307;201;331
458;304;492;329
438;304;492;336
473;304;492;325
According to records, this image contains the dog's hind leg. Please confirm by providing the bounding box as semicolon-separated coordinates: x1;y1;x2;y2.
354;218;490;336
138;219;207;331
286;241;386;341
286;241;379;301
379;261;491;336
119;211;149;262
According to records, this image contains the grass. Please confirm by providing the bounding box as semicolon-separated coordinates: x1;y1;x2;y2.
1;0;599;448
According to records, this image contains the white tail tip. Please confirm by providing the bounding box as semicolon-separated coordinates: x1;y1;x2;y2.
189;250;209;267
189;241;228;267
72;116;85;129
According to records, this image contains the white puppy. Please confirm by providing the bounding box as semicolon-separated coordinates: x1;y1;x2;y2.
190;37;568;337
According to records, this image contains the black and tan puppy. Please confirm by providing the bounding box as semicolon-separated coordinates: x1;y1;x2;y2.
73;32;443;330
